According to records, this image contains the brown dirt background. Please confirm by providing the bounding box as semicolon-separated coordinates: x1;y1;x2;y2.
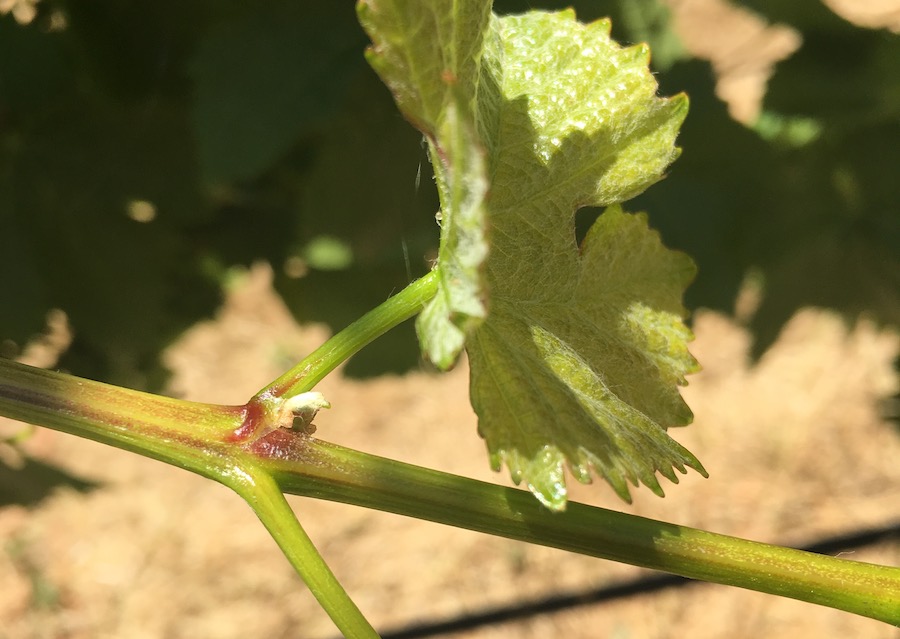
2;1;900;637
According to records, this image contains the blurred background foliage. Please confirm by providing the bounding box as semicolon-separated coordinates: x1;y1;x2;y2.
0;0;897;389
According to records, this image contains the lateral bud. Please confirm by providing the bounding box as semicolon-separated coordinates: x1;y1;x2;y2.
281;392;331;434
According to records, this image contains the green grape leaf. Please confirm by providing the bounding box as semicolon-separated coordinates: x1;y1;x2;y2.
357;0;491;136
358;0;491;369
476;11;704;508
469;205;705;508
415;103;489;368
361;4;705;508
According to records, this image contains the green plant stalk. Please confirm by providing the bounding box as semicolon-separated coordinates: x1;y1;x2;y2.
0;273;445;637
0;357;244;476
265;436;900;625
3;269;898;627
0;357;379;638
226;468;379;639
259;270;439;400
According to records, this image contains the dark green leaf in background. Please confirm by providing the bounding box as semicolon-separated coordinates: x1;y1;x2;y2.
191;3;366;183
8;102;219;388
0;0;897;389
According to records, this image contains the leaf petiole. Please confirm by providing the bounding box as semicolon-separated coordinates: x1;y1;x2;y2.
257;270;439;401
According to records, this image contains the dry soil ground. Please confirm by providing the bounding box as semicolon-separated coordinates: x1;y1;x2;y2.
1;1;899;638
1;261;897;639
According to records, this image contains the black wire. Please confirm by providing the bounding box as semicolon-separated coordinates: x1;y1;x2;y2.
379;572;691;639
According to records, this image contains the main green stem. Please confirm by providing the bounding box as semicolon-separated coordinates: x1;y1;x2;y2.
268;437;900;625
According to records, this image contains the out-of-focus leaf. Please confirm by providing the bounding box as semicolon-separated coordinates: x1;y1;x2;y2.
273;70;440;377
8;102;220;388
0;15;73;111
191;3;365;183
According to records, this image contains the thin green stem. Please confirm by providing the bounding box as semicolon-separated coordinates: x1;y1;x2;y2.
262;436;900;625
226;468;379;639
258;271;439;400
